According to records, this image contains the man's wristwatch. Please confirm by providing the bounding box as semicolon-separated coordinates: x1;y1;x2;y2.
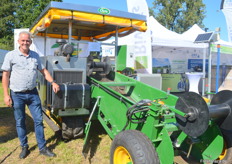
51;80;56;85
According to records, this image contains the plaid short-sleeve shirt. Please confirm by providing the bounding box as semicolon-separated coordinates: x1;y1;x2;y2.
1;48;44;92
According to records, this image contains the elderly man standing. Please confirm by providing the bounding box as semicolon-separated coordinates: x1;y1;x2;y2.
1;31;60;159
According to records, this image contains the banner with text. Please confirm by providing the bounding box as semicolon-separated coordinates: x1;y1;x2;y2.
221;0;232;42
126;0;152;73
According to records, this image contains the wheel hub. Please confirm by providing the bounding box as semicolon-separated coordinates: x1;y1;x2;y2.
114;146;132;164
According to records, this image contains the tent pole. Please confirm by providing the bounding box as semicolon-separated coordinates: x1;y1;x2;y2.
202;47;206;96
115;27;118;70
215;44;221;93
207;43;212;99
68;20;72;43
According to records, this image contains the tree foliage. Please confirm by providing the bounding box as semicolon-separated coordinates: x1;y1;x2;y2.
149;0;206;33
0;0;62;50
0;0;17;50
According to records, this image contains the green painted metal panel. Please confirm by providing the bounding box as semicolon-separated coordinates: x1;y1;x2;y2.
114;72;179;107
155;128;175;164
89;72;179;163
116;45;127;71
89;71;224;163
180;123;223;163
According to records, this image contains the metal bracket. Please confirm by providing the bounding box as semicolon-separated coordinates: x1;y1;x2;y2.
82;96;101;158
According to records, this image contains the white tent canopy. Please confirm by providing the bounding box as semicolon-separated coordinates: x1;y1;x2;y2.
149;16;232;94
150;16;232;48
149;16;207;48
150;16;209;73
181;24;206;41
149;15;232;64
149;17;183;40
113;16;232;73
215;39;232;47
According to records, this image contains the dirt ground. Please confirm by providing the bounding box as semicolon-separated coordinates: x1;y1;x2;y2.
0;107;111;164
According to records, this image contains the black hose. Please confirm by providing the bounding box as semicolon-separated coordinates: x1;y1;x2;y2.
122;100;152;131
91;80;151;131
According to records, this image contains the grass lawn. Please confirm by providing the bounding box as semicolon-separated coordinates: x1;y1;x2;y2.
0;80;111;164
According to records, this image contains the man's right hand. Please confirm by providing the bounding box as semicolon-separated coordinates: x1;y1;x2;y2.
4;95;12;107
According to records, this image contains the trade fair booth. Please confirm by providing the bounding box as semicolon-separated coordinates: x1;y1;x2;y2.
149;16;232;94
149;16;207;93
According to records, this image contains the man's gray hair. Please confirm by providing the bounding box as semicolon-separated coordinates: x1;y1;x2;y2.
18;31;32;40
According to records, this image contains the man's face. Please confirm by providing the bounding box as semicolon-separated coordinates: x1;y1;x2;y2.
18;33;32;52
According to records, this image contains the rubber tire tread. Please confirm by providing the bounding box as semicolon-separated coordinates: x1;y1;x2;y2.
110;130;160;164
62;116;84;140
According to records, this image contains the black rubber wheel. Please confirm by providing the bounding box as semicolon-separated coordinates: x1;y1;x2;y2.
110;130;160;164
217;130;232;164
61;116;84;140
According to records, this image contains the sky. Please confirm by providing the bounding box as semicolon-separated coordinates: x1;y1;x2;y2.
62;0;229;42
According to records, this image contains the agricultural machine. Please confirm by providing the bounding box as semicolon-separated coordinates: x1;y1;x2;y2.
29;2;232;164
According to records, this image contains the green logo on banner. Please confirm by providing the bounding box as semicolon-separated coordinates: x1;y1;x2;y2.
98;7;110;15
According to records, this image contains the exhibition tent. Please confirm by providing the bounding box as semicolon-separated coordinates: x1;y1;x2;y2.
179;23;232;66
150;15;232;52
181;24;206;41
180;23;232;56
149;16;208;73
149;16;232;93
149;16;207;48
113;16;232;75
150;16;232;69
